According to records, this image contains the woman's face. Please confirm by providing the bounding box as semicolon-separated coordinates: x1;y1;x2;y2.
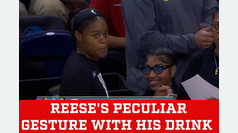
212;11;219;49
144;55;176;92
76;17;108;61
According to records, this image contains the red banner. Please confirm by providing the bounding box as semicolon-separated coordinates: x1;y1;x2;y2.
19;100;219;132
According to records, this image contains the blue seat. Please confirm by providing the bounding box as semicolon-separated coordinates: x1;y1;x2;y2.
21;30;75;57
20;15;67;37
20;30;76;77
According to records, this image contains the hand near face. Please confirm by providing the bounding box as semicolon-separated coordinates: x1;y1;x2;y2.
154;85;171;96
195;23;214;49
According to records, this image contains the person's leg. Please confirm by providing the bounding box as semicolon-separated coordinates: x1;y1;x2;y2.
29;0;70;23
19;1;28;16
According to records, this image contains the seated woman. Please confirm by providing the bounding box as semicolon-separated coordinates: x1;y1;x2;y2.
142;48;177;97
60;8;109;97
177;8;219;100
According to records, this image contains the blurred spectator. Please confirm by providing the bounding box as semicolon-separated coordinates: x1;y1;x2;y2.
121;0;218;95
19;1;28;15
177;8;219;100
19;0;90;23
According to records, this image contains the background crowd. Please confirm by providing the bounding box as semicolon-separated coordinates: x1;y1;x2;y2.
19;0;219;100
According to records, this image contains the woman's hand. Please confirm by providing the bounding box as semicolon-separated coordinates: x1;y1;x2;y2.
154;85;171;96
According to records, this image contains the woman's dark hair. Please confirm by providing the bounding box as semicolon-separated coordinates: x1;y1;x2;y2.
146;47;177;66
67;8;105;43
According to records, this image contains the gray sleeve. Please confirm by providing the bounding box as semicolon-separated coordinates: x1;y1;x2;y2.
122;0;196;54
202;0;219;27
